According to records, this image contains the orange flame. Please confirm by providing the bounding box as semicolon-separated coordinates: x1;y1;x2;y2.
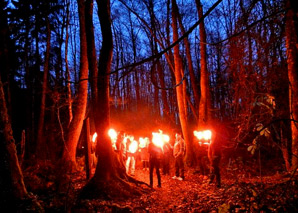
129;140;138;153
108;129;117;142
139;137;149;148
152;130;170;148
108;128;118;150
194;130;212;145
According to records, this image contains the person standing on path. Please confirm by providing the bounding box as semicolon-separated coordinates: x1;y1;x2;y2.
208;131;222;188
148;139;162;188
172;133;185;181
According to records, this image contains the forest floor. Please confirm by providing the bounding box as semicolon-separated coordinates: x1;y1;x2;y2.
24;160;298;212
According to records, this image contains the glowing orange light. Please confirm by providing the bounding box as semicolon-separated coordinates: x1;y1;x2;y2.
108;129;117;141
92;132;98;143
152;130;170;148
139;137;149;148
129;140;138;153
194;130;212;145
123;135;130;144
108;128;118;150
203;130;212;140
163;134;170;143
194;131;203;140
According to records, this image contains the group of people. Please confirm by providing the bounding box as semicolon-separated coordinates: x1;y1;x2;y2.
114;130;222;189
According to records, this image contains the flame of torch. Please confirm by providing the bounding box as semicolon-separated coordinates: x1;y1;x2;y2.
152;130;170;148
203;130;212;141
92;132;98;143
108;128;117;142
139;137;148;148
194;130;212;145
194;131;203;140
129;140;138;153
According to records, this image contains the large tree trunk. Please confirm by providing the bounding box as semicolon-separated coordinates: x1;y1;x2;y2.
85;0;98;105
196;0;212;127
61;0;89;169
285;0;298;171
80;0;147;199
93;0;114;181
171;0;193;165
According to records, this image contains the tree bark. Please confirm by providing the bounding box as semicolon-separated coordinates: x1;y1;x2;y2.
92;0;114;181
285;0;298;170
196;0;212;127
171;0;193;164
85;0;98;105
65;0;73;126
80;0;148;199
61;0;89;168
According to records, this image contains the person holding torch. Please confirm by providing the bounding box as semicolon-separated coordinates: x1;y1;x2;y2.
207;130;222;188
148;139;162;188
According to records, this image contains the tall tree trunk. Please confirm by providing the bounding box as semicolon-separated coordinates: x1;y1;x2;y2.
36;16;51;160
85;0;98;105
80;0;145;199
173;0;200;120
172;0;193;165
285;0;298;170
65;0;73;126
93;0;114;181
196;0;212;127
61;0;89;168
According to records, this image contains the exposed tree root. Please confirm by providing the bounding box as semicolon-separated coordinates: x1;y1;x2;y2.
78;171;151;201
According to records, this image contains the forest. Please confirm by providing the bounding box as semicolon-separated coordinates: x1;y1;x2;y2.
1;0;298;212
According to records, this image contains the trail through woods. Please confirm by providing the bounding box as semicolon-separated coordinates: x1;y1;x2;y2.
73;165;298;212
23;160;298;212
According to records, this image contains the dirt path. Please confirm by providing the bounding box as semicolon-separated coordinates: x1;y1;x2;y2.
131;168;226;212
74;165;298;212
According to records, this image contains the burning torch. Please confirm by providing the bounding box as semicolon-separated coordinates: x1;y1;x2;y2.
108;128;118;150
194;130;212;145
139;137;149;149
129;139;138;154
152;130;170;151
